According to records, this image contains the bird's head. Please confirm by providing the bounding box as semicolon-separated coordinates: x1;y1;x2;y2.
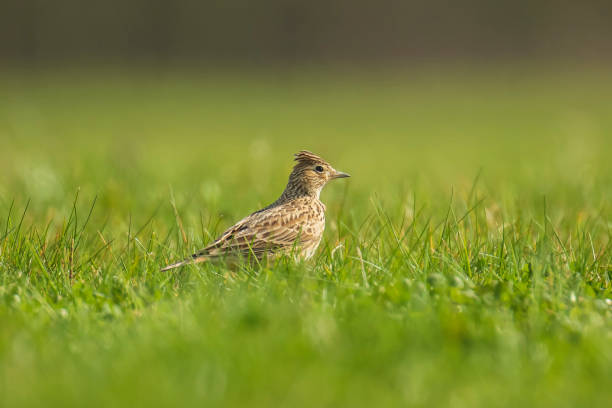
286;150;350;198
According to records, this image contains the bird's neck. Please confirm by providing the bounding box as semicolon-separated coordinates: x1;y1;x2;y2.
276;172;324;203
278;182;321;202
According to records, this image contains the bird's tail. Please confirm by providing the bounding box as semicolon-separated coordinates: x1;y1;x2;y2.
160;254;208;271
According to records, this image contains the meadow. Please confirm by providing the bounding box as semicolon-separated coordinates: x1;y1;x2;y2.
0;66;610;407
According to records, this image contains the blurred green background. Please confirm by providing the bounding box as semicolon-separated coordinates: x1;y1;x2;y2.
1;2;611;407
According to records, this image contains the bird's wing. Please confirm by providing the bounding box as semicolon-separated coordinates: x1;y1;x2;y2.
197;204;321;259
160;201;324;271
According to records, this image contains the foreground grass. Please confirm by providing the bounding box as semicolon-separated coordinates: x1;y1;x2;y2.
0;67;611;407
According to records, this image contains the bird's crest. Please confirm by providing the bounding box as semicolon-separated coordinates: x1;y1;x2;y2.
294;150;328;165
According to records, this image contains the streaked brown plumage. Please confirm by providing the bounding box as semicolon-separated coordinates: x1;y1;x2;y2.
161;150;350;271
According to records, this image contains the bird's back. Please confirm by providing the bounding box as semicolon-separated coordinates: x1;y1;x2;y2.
195;196;325;262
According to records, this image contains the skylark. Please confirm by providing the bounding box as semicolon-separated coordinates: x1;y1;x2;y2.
161;150;350;271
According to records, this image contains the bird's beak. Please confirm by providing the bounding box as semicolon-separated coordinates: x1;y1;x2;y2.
332;170;351;179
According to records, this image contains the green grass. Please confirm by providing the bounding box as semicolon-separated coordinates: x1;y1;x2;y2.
0;67;611;407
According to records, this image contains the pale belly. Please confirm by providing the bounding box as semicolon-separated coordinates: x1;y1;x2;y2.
300;235;323;260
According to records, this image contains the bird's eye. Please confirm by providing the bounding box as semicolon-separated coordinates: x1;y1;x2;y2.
315;165;324;173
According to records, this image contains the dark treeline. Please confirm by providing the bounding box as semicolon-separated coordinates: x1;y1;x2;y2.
1;0;611;65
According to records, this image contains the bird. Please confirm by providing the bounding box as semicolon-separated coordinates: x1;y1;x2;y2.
161;150;350;271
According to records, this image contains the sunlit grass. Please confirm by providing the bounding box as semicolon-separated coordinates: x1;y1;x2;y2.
0;68;611;407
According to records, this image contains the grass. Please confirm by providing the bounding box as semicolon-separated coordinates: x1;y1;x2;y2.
0;66;611;407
